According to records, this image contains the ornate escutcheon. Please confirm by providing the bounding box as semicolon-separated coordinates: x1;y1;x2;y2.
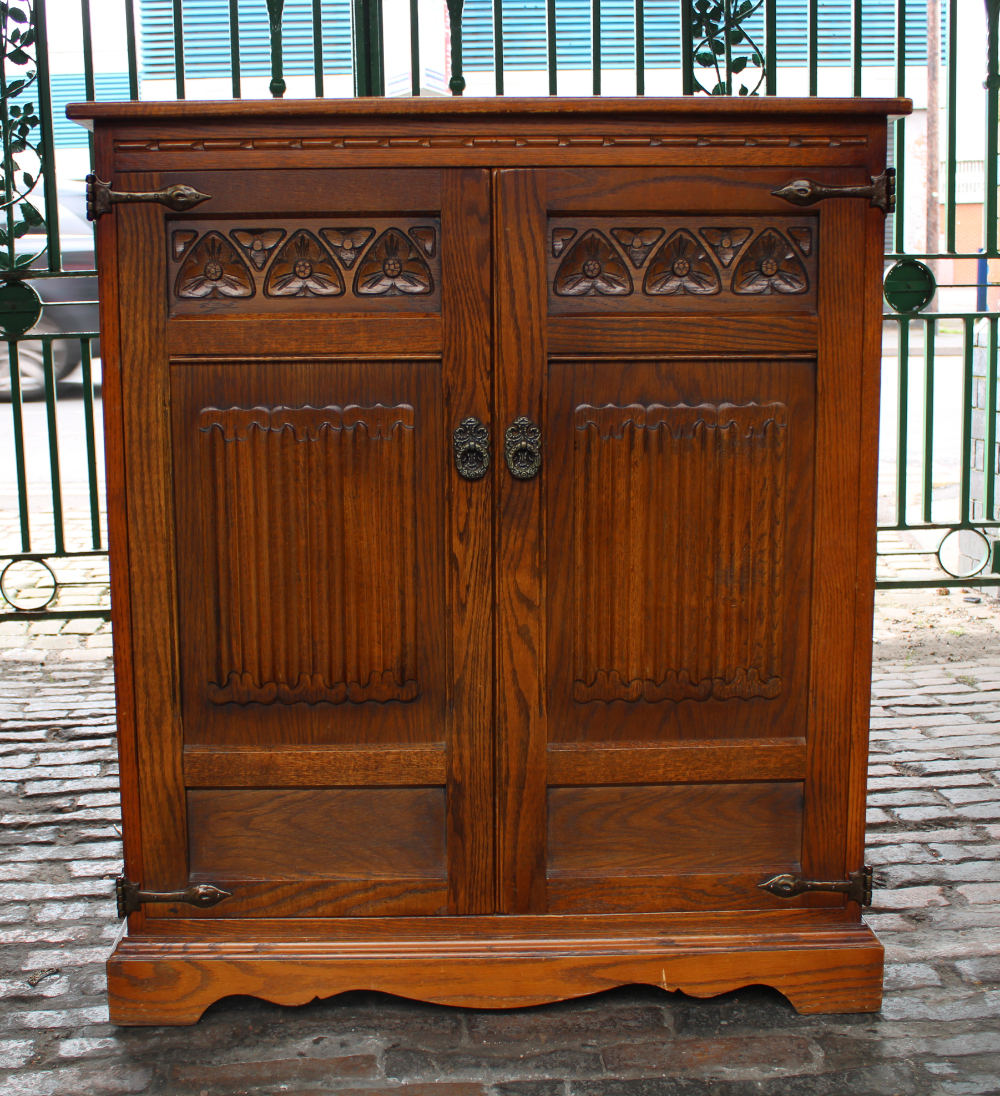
757;866;873;906
504;416;542;480
86;174;211;221
115;875;232;918
771;168;895;215
453;416;491;480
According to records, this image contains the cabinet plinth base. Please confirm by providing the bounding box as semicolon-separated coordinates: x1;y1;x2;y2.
107;916;884;1025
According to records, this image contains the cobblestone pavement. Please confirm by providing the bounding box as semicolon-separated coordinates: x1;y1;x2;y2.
1;602;1000;1096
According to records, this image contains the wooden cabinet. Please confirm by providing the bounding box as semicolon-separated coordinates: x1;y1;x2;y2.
69;95;910;1026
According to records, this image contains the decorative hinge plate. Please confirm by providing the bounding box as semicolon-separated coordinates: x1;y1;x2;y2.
771;168;895;216
86;175;212;221
115;875;232;919
758;866;873;907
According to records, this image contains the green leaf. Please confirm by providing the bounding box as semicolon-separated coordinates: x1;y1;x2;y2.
9;139;26;153
21;27;34;45
7;47;30;64
751;51;763;64
7;6;27;21
0;255;10;271
710;81;727;94
695;51;716;65
15;251;38;266
0;230;8;246
6;78;24;93
20;200;42;225
9;105;20;117
711;39;725;54
728;28;744;43
731;55;747;71
739;84;749;95
12;220;30;239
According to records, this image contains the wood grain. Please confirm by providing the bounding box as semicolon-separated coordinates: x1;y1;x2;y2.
105;916;883;1024
494;169;549;914
166;316;442;357
441;169;495;916
548;315;817;356
187;787;447;879
183;744;446;786
116;177;188;893
547;782;803;876
546;739;806;785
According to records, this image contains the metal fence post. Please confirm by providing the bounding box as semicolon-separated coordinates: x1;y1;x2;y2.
353;0;385;96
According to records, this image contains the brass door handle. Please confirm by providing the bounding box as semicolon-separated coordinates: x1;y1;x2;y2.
771;168;895;215
504;416;542;480
453;417;490;480
86;174;211;221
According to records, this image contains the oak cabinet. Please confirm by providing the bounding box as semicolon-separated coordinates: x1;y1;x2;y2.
68;95;909;1026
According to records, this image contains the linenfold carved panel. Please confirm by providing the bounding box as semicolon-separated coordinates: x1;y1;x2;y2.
573;402;787;703
548;217;816;313
170;217;441;314
199;403;418;706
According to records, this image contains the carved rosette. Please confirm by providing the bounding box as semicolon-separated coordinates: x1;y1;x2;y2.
643;230;721;295
354;229;434;296
731;229;808;295
553;230;632;296
175;232;255;299
264;231;344;297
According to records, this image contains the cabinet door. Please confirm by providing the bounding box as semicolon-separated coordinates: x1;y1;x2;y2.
494;166;877;915
113;168;493;920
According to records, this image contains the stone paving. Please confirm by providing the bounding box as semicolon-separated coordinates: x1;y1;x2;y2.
0;604;999;1096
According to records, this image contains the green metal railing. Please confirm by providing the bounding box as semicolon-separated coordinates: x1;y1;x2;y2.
1;0;999;619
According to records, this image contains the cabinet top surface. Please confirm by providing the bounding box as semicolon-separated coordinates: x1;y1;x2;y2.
68;95;912;128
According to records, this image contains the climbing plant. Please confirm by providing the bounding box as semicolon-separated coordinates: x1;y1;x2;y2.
691;0;766;96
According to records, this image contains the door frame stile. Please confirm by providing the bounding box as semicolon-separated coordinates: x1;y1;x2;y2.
802;189;869;895
442;168;496;914
494;168;549;914
116;174;189;898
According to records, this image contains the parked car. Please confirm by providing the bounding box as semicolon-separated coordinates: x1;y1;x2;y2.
0;180;100;400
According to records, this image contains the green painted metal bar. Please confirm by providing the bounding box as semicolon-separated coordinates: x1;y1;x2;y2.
895;317;910;528
808;0;818;95
80;339;102;551
410;0;420;95
961;317;975;526
352;0;385;95
494;0;505;95
311;0;324;96
592;0;601;95
124;0;139;98
41;341;63;556
7;341;30;553
635;0;644;95
922;316;935;524
876;578;1000;589
986;0;999;255
172;0;186;98
987;316;998;522
893;0;905;255
851;0;862;96
447;0;464;94
33;0;61;273
0;609;112;622
266;0;286;97
229;0;242;96
80;0;95;100
680;0;693;95
764;0;776;95
945;0;957;252
547;0;557;94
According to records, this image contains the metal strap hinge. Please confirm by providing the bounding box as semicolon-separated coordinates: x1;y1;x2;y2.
116;875;232;918
758;866;873;907
86;175;211;221
771;169;895;216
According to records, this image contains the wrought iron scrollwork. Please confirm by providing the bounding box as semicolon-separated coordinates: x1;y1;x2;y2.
453;416;490;480
116;876;232;918
771;169;896;216
86;175;211;221
504;416;542;480
758;866;873;907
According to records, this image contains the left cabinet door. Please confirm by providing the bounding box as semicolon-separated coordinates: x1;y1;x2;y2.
109;166;494;922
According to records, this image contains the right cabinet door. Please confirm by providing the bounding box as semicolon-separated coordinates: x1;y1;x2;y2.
494;165;874;917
